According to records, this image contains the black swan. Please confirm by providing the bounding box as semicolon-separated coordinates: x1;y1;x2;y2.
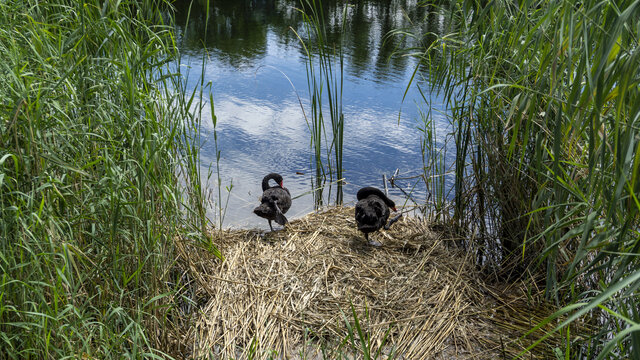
355;187;397;244
253;173;292;231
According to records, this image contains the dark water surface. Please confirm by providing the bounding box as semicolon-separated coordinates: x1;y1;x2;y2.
174;0;449;228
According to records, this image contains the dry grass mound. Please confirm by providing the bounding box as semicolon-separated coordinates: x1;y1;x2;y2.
172;207;556;359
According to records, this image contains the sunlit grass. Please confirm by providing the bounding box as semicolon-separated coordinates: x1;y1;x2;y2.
400;0;640;357
0;0;219;357
292;0;347;206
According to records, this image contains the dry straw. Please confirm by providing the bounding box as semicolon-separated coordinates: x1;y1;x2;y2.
172;207;559;359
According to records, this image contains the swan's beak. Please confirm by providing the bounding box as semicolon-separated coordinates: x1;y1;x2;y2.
392;207;397;212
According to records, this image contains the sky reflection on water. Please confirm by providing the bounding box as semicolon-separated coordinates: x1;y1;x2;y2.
174;0;452;228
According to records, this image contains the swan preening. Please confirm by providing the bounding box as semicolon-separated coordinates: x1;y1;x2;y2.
253;173;292;231
355;186;398;244
254;176;399;243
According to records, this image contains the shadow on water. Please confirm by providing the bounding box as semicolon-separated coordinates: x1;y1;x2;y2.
172;0;453;229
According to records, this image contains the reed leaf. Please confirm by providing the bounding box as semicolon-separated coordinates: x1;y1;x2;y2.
399;0;640;356
293;0;347;205
0;0;218;357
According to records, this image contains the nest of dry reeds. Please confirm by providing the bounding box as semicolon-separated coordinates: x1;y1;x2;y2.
170;207;557;359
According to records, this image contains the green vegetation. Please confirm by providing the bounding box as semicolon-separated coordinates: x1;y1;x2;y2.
293;0;347;205
0;0;219;358
3;0;638;358
401;0;640;357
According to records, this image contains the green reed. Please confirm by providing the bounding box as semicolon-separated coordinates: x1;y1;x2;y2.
416;87;450;223
0;0;218;358
293;0;346;205
181;0;232;231
401;0;640;357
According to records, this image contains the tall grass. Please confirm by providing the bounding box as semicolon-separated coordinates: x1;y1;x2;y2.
293;0;347;205
416;90;451;223
402;0;640;356
0;0;217;357
177;0;233;231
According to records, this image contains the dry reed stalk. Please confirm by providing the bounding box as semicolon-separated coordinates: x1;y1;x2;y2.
171;207;558;359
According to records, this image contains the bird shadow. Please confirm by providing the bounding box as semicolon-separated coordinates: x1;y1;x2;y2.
251;228;288;243
347;236;382;254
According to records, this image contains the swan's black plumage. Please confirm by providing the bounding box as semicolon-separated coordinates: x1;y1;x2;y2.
253;173;291;231
355;187;397;243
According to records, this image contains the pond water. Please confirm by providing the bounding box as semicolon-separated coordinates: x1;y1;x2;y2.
173;0;450;229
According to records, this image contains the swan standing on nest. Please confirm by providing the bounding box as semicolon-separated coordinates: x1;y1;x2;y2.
355;186;397;245
253;173;291;231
